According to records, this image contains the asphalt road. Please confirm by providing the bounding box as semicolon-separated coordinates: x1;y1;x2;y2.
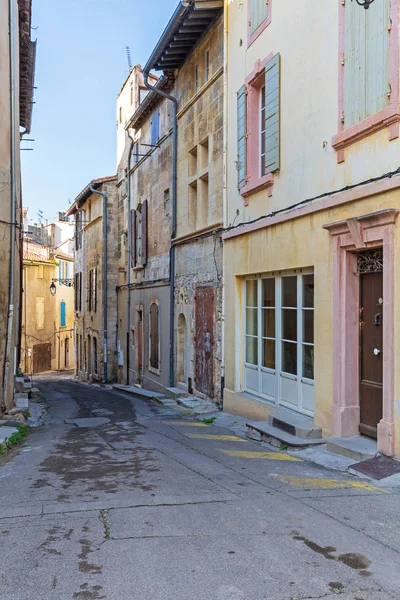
0;374;399;600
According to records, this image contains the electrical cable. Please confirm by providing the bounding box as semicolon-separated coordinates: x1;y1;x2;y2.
173;165;400;246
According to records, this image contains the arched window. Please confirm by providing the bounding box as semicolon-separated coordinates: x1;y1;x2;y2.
149;301;160;372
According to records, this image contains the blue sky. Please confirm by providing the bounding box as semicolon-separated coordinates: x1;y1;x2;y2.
22;0;178;223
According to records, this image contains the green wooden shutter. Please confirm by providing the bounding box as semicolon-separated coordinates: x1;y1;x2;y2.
237;84;247;189
250;0;268;34
264;53;280;174
344;0;389;128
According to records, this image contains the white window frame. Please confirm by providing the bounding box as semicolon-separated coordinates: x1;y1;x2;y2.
243;270;314;416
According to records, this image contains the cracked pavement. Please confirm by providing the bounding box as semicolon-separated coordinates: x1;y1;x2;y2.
0;373;399;600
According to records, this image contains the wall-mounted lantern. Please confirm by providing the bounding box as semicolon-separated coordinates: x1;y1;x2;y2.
49;278;74;295
352;0;375;8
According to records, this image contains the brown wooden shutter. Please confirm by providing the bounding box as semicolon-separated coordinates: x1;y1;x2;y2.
142;200;148;267
130;209;136;267
93;267;97;312
78;273;82;311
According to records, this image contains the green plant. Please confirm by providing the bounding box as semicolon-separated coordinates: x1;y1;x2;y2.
202;416;216;424
280;443;288;451
5;424;28;449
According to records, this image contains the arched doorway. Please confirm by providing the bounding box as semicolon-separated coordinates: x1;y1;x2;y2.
177;313;187;386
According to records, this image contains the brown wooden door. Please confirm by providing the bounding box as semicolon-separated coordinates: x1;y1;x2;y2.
359;272;383;438
195;286;215;398
33;343;52;373
137;311;143;383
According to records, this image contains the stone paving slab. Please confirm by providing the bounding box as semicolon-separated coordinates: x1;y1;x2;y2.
64;417;110;428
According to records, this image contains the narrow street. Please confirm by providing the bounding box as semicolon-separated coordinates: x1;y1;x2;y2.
0;376;399;600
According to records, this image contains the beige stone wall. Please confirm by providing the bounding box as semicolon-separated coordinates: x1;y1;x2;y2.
21;260;75;374
74;180;119;383
172;17;224;402
0;0;23;409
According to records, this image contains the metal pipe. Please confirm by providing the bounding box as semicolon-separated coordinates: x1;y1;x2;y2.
89;183;108;384
3;0;17;409
126;131;135;384
143;70;177;388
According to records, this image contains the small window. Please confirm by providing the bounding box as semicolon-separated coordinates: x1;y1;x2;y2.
149;302;160;371
119;106;122;124
151;111;160;145
205;50;210;82
130;86;133;106
194;64;199;93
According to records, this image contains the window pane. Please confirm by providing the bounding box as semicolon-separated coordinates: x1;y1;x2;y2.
262;308;275;338
303;310;314;344
282;276;297;307
262;339;275;369
246;280;258;307
246;336;258;365
246;308;258;336
262;279;275;307
282;341;297;375
303;274;314;308
303;345;314;379
282;309;297;341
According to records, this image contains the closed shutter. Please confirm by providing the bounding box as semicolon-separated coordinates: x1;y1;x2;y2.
150;303;159;370
60;301;66;327
344;0;389;128
264;53;280;174
130;209;137;267
151;111;160;145
78;273;82;312
237;84;247;189
93;267;97;312
74;274;78;310
250;0;268;34
142;200;148;267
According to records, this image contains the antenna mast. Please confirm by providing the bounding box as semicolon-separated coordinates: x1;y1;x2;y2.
125;46;132;71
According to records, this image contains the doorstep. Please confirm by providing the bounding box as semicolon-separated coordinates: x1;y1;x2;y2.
246;406;324;448
326;435;377;462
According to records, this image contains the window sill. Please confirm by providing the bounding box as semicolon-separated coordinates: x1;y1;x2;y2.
248;16;272;48
332;105;400;163
240;174;274;205
148;365;161;376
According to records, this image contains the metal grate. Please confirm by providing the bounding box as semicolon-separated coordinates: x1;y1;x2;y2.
357;249;383;274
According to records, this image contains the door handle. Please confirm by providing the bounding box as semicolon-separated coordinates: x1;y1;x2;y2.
374;312;381;327
373;348;381;356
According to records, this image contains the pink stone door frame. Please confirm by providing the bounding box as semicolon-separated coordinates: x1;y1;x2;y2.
323;209;398;456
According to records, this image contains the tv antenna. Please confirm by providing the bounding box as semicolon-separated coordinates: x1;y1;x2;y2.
126;46;132;71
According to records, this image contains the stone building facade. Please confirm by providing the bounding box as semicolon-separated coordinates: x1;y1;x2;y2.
21;241;74;374
116;79;173;392
117;0;224;403
0;0;35;410
66;176;118;384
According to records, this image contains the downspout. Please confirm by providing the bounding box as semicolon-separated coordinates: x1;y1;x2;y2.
221;0;228;407
143;71;177;388
126;131;135;384
89;183;108;384
3;0;17;409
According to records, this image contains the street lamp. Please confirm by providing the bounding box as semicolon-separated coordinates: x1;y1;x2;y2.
50;281;57;296
352;0;375;8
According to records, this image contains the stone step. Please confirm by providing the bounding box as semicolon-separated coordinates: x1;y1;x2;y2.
165;387;189;401
246;420;326;448
112;384;165;401
326;435;377;462
14;393;29;410
268;408;323;440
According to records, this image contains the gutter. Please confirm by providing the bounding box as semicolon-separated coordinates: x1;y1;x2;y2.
3;0;17;409
126;130;135;384
142;70;178;388
89;183;108;384
144;1;190;73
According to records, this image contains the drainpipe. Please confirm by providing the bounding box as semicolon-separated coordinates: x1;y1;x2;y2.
143;71;177;388
126;131;135;385
3;0;17;409
89;183;108;384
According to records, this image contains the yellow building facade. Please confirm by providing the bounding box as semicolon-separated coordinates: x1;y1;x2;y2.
223;0;400;456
